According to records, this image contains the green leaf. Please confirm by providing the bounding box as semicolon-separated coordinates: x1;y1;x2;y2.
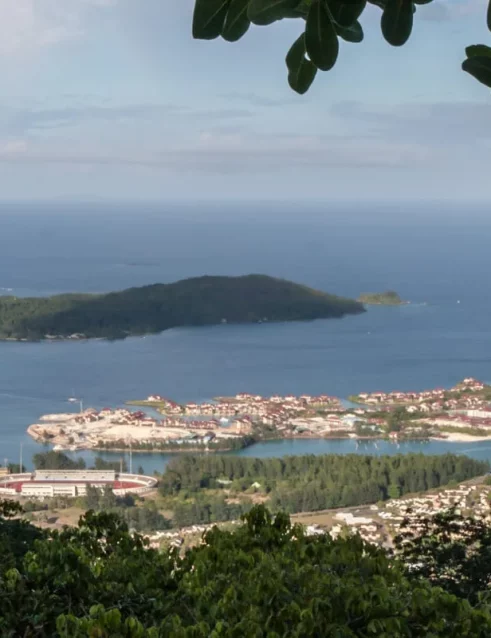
286;33;318;94
328;0;366;28
336;20;364;43
465;44;491;59
222;0;250;41
286;33;305;69
462;56;491;88
381;0;413;47
248;0;302;25
282;0;311;17
305;0;339;71
413;0;432;4
193;0;231;39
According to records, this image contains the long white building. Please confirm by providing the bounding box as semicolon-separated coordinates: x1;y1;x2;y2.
0;469;157;499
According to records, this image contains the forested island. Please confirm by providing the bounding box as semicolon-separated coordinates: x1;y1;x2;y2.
0;274;365;341
358;290;406;305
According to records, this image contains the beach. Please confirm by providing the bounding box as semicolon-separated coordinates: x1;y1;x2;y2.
430;432;491;443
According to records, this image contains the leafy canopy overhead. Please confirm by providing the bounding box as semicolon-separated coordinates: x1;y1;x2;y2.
192;0;491;94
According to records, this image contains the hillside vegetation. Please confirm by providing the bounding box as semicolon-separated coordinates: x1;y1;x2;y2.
159;453;488;527
0;275;364;340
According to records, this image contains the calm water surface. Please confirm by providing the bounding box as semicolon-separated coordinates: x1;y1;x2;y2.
1;201;491;472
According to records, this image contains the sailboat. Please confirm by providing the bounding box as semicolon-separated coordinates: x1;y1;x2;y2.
68;389;78;403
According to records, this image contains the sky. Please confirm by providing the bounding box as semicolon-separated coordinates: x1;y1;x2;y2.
0;0;490;202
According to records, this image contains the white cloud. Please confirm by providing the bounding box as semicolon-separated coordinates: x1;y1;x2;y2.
0;139;28;155
0;0;116;56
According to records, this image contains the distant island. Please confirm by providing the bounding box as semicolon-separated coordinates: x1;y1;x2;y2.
0;275;365;341
358;291;407;306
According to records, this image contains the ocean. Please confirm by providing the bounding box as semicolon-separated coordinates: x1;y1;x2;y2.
1;200;491;473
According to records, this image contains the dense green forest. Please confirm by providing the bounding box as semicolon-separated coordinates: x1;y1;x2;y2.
27;451;489;529
0;274;364;340
2;500;491;636
159;453;488;524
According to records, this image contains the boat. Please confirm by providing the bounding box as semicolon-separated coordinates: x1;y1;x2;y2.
68;397;78;403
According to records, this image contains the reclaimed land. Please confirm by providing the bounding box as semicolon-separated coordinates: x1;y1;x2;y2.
0;274;365;341
28;378;491;454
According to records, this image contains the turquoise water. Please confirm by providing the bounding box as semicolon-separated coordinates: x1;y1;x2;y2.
1;201;491;472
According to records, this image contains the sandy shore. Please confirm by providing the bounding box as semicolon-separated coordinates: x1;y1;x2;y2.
430;433;491;443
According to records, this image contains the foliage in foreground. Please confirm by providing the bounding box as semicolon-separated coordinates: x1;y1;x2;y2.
2;500;491;636
395;507;491;604
192;0;491;94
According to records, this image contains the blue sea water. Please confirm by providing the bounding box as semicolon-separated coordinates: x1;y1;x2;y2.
1;200;491;473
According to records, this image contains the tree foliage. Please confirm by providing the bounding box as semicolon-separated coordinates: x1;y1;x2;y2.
395;507;491;604
33;451;86;471
84;486;172;532
3;499;491;636
31;451;129;472
192;0;491;93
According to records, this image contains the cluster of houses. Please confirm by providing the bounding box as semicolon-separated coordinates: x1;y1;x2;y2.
354;378;487;409
145;393;342;419
426;410;491;432
140;392;345;436
330;511;383;545
72;408;159;428
301;482;491;549
147;483;487;551
29;405;253;452
70;408;254;436
28;378;491;451
141;380;491;440
144;521;240;550
380;483;490;537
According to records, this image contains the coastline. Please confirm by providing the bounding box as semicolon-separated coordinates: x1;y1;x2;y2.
430;432;491;443
361;301;410;307
32;433;491;456
88;446;241;454
26;378;491;454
